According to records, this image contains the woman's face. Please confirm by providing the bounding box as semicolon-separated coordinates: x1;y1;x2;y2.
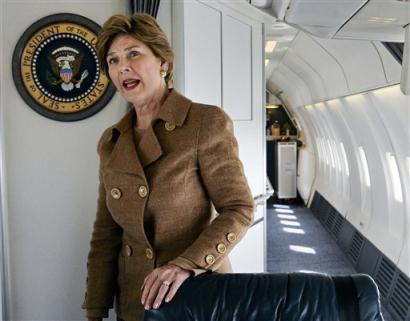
106;34;167;107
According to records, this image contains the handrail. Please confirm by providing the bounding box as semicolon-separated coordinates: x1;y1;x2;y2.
253;176;274;206
250;177;274;227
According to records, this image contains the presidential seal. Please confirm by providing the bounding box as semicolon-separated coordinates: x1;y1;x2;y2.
12;13;115;121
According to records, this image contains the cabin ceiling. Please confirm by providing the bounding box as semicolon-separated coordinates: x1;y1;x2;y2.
265;24;402;108
222;0;404;109
251;0;409;42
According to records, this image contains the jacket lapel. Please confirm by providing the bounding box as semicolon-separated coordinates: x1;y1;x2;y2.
137;89;192;168
138;125;163;168
106;128;145;177
105;89;192;171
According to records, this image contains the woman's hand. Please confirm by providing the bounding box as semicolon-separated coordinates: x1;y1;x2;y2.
141;264;191;310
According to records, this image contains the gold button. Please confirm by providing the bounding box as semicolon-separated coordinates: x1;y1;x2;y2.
145;248;153;259
216;243;227;254
205;254;215;265
111;188;122;199
227;232;236;243
165;122;176;131
138;185;148;198
124;245;133;257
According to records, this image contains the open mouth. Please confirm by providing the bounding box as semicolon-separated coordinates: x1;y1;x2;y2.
122;79;140;90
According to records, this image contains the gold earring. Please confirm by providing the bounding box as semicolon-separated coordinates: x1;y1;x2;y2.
160;70;167;78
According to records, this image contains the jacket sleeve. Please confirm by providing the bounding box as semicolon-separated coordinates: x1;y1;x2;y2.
82;130;123;318
169;106;255;276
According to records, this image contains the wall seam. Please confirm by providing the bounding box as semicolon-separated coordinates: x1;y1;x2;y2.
0;0;11;318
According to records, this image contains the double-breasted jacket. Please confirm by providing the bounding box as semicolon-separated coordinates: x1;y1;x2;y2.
82;90;254;321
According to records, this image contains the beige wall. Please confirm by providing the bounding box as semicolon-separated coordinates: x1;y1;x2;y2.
1;2;128;320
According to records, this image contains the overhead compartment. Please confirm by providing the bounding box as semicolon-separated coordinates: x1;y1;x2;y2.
266;28;401;108
251;0;368;37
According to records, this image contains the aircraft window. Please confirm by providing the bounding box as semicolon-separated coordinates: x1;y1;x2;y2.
358;146;371;187
386;153;403;203
322;138;332;166
332;140;342;172
323;138;330;166
340;142;350;176
316;136;323;164
265;40;276;53
407;157;410;179
327;139;335;169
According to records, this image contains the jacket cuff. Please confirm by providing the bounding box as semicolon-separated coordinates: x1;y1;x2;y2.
169;257;207;277
84;308;109;319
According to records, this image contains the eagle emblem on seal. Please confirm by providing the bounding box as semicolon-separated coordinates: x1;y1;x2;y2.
47;46;89;92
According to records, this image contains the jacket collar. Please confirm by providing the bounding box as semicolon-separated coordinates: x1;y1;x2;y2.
105;89;192;173
109;89;192;142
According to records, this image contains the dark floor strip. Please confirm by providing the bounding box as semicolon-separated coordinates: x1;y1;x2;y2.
266;201;394;321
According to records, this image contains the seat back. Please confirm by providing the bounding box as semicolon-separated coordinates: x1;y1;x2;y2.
143;272;385;321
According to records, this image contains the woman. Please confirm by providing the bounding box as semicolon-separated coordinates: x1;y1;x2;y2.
82;13;254;321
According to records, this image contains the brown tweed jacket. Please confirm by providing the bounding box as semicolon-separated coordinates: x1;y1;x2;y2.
82;89;254;321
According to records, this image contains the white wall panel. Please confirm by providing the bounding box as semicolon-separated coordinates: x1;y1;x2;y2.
372;42;402;85
0;0;6;317
184;1;222;106
309;101;363;223
283;0;367;38
346;95;403;262
173;0;265;272
314;103;348;212
314;38;387;93
300;107;323;179
301;85;409;275
350;95;404;261
305;107;333;194
157;0;172;43
283;51;328;100
369;86;410;274
229;207;264;272
222;15;252;120
325;100;353;208
290;32;349;99
334;97;374;230
271;64;312;107
294;108;316;204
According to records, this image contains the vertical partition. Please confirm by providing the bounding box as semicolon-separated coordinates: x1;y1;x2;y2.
172;0;266;272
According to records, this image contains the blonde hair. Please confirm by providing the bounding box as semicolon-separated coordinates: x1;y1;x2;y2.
96;13;174;86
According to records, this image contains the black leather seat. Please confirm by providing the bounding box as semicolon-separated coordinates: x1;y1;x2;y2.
143;272;384;321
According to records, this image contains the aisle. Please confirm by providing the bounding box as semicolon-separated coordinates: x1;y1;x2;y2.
266;202;355;274
266;201;394;321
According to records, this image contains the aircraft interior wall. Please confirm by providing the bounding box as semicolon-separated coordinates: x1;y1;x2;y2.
0;1;265;319
0;0;409;320
264;19;409;278
298;85;409;276
0;1;130;320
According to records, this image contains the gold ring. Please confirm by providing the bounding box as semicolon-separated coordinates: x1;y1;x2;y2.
162;281;171;287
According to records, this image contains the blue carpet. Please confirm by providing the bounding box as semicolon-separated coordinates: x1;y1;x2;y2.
266;201;395;321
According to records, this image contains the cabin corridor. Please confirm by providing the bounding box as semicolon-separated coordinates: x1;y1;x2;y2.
266;201;394;321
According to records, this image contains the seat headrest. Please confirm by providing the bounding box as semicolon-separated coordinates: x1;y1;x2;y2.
143;272;384;321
